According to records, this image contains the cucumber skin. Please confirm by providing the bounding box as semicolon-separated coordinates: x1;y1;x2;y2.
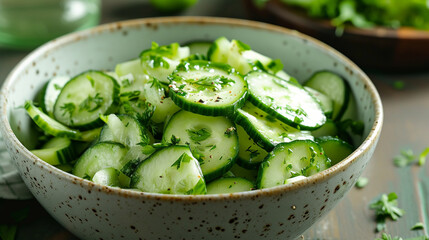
168;60;248;117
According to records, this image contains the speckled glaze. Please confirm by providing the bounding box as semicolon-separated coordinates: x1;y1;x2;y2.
0;17;382;240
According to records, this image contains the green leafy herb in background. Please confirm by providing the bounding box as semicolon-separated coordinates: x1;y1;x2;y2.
355;177;368;188
375;233;429;240
393;149;416;167
255;0;429;34
411;222;425;231
369;192;404;232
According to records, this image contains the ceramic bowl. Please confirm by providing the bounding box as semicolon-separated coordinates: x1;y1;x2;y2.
0;17;383;240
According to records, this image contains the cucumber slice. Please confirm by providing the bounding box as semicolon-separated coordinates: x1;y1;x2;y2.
236;125;268;169
162;110;238;182
130;145;206;195
316;136;354;165
234;101;313;152
304;86;334;118
38;76;70;117
185;41;212;55
246;71;326;130
169;60;247;116
206;177;254;194
229;164;258;183
72;142;128;179
115;58;147;82
30;137;76;165
120;145;156;177
53;70;120;130
208;37;286;76
92;167;131;188
25;101;82;140
304;71;350;120
311;119;338;138
140;42;190;84
99;114;151;147
257;140;330;189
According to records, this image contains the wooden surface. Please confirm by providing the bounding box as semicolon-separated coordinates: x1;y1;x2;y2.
1;0;428;239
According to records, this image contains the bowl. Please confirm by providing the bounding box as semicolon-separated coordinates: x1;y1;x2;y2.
0;17;383;240
244;0;429;71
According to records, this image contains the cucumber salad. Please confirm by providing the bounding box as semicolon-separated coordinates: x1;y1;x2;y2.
25;38;363;195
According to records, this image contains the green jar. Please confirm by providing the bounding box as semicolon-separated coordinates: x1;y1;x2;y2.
0;0;100;50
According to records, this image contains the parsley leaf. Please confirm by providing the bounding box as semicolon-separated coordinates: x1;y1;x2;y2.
79;93;104;112
355;177;369;188
186;128;211;143
418;147;429;166
171;153;192;170
369;192;405;232
411;222;425;231
60;102;76;118
393;149;416;167
190;75;235;91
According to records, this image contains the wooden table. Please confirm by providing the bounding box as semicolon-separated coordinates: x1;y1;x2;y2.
1;0;428;239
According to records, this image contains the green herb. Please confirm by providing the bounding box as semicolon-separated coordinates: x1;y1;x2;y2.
121;79;132;87
418;147;429;166
393;81;405;90
208;145;216;151
120;91;141;101
245;146;260;159
186;128;211;143
190;75;235;91
171;152;192;169
140;42;180;69
393;149;416;167
369;192;405;232
170;135;181;145
60;102;76;118
53;83;62;90
375;233;429;240
355;177;369;188
411;222;425;231
267;59;284;73
277;0;429;31
86;75;95;87
79;93;104;112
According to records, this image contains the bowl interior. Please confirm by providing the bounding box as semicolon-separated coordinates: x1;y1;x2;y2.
1;16;379;187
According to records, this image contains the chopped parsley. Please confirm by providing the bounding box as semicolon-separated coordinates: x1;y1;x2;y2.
245;146;260;159
418;147;429;166
369;192;405;232
393;149;416;167
171;152;192;170
79;93;104;112
170;135;181;145
190;75;235;91
411;222;424;231
186;128;211;143
60;102;76;118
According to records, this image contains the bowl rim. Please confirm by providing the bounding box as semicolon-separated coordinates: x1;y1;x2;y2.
0;16;383;202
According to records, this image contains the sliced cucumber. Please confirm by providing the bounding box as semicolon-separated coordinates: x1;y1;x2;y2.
140;42;190;84
115;58;147;82
229;164;259;183
162;110;238;182
38;76;70;117
92;167;131;188
185;41;212;55
304;71;350;120
120;145;156;177
236;125;268;169
304;86;334;118
245;71;326;130
311;119;338;138
206;177;254;194
72;142;128;179
53;70;120;130
99;114;151;147
316;136;354;165
30;137;76;165
130;145;206;195
208;37;286;76
25;101;82;140
234;101;313;151
169;60;247;116
257;140;330;189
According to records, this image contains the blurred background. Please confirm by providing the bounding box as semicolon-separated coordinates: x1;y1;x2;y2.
1;0;429;239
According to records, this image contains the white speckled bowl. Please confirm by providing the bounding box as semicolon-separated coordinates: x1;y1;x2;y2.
0;17;382;240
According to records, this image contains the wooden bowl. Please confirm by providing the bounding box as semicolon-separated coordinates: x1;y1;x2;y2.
244;0;429;71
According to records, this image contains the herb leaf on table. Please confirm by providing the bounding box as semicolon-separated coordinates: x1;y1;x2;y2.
369;192;404;232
